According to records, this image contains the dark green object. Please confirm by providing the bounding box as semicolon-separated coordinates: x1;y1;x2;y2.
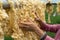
4;35;14;40
47;32;55;38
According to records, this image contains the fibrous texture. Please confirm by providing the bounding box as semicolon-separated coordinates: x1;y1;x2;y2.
0;0;46;40
0;1;9;40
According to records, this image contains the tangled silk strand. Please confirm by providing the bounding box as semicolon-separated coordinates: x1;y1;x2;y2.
0;0;46;40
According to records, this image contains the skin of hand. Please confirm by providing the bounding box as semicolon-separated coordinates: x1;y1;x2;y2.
18;19;44;37
35;18;43;28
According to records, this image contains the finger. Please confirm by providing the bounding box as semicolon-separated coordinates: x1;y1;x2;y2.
19;24;29;28
27;18;33;23
20;22;32;25
35;18;40;22
35;12;39;18
18;21;32;27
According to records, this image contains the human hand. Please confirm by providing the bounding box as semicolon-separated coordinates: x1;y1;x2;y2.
18;19;45;37
18;19;39;31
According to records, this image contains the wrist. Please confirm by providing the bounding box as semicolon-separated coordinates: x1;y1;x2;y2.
40;32;47;40
34;27;44;37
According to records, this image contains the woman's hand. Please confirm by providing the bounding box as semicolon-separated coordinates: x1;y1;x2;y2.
35;17;41;23
18;19;45;37
18;19;39;31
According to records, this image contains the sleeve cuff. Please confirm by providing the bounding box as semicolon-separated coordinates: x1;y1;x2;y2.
40;32;47;40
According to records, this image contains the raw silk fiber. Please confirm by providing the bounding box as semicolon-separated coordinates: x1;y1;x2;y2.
0;0;46;40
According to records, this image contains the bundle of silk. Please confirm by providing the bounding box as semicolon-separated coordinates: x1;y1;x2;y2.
11;0;46;40
0;0;46;40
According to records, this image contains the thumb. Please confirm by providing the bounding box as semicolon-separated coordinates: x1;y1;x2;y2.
35;18;40;22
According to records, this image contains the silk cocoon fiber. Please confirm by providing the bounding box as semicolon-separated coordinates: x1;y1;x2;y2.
0;0;46;40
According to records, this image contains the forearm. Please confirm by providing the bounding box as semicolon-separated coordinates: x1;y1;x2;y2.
38;20;59;33
34;27;44;37
41;24;58;33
